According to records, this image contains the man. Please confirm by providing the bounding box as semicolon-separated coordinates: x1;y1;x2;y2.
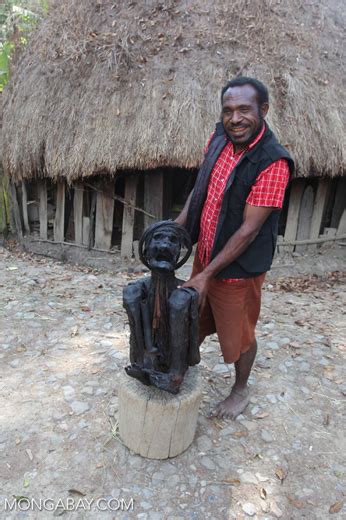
175;77;294;419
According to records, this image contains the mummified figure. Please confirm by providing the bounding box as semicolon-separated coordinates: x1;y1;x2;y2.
123;221;200;394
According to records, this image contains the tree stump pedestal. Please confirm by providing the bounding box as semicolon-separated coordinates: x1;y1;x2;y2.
118;367;203;459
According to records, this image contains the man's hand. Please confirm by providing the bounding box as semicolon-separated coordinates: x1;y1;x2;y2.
181;271;211;311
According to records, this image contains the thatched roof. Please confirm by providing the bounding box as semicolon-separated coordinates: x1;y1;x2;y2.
2;0;345;182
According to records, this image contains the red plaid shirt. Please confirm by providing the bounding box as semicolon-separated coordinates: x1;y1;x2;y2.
197;123;290;281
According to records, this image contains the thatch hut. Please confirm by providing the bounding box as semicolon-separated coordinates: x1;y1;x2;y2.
2;0;345;259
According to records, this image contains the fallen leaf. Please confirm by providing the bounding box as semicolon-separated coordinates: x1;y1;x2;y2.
232;430;248;438
23;479;30;488
294;320;305;327
16;345;27;353
254;412;269;419
329;501;343;514
259;487;267;500
253;453;263;460
80;306;90;312
323;414;330;426
275;467;287;483
25;449;33;461
223;477;241;485
15;437;21;445
68;489;86;496
70;326;79;337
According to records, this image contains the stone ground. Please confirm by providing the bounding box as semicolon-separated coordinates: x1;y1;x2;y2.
0;242;345;520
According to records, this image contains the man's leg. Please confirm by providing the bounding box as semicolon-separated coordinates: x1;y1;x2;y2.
207;274;265;419
215;339;257;419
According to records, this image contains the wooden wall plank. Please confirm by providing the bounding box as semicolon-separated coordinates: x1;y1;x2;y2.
144;171;163;229
21;181;30;234
309;178;330;248
82;217;90;246
337;209;346;235
38;180;48;240
296;185;314;253
54;181;65;242
331;178;346;228
73;183;84;245
310;179;329;238
94;181;115;250
9;182;23;239
121;176;138;258
283;179;305;252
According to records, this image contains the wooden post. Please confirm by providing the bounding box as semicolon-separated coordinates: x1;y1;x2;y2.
331;178;346;228
283;179;305;253
337;209;346;235
296;184;314;253
54;181;65;242
121;175;138;258
38;180;48;240
309;178;330;249
73;183;84;245
94;181;115;250
21;181;30;235
82;217;90;247
8;182;23;239
144;171;163;229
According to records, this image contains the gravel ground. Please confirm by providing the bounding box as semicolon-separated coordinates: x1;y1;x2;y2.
0;244;345;520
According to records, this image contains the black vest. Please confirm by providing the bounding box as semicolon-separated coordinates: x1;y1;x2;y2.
186;122;295;279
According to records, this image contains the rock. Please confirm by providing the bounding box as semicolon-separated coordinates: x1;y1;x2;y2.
250;405;260;416
139;501;151;510
241;472;258;484
99;339;113;348
270;501;283;518
299;362;310;372
263;322;275;331
261;430;273;443
81;386;94;396
278;337;290;346
242;502;256;516
266;394;277;404
239;419;257;432
212;364;229;374
200;457;216;471
95;387;108;396
255;472;269;482
70;401;90;415
62;385;75;402
197;435;212;452
9;359;20;368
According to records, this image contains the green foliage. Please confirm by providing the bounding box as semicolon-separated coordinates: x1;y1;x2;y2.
0;1;49;234
0;0;48;91
0;173;10;233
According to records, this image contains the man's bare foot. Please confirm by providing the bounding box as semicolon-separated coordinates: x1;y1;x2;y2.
215;385;250;419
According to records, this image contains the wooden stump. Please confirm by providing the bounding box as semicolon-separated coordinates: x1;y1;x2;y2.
119;367;203;459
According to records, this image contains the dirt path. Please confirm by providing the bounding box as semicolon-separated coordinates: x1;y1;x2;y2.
0;245;345;519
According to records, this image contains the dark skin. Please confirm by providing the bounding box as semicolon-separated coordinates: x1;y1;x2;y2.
176;84;275;418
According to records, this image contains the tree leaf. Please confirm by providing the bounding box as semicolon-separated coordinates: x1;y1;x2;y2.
259;487;267;500
275;467;287;483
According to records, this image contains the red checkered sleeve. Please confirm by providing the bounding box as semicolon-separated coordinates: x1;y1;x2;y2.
246;159;290;208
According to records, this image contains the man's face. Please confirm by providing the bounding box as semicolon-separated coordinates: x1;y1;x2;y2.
221;84;269;148
146;229;181;273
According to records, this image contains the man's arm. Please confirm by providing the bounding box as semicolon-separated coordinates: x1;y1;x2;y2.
182;204;274;308
175;190;193;227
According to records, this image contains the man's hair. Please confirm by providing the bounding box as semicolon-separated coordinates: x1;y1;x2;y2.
221;77;269;106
